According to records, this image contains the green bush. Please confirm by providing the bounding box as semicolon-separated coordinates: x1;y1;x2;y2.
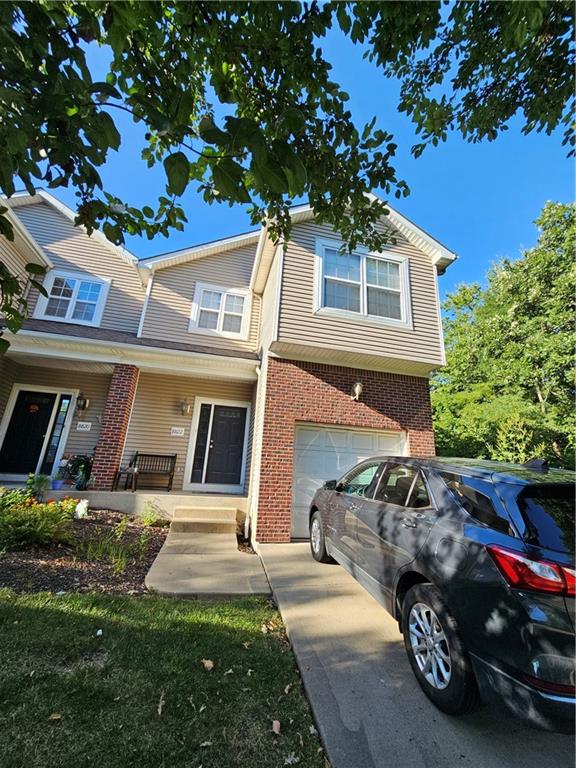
0;493;78;551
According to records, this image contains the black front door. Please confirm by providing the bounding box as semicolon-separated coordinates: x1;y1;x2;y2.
191;404;247;486
0;390;57;474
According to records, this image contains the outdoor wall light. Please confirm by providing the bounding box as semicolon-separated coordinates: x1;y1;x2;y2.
76;393;90;412
350;382;363;401
180;399;192;416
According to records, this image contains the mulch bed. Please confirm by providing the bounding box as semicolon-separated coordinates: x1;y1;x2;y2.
0;510;168;595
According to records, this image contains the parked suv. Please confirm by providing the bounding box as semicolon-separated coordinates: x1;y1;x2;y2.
308;457;575;732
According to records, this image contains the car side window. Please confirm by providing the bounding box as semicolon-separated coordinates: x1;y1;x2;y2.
439;472;512;534
374;464;418;506
406;474;432;509
340;462;381;497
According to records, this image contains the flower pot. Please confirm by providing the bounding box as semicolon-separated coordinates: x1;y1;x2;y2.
51;479;65;490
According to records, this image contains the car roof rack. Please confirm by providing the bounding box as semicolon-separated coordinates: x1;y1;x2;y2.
523;458;549;472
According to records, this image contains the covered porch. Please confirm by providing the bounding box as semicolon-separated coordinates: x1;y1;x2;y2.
0;329;258;512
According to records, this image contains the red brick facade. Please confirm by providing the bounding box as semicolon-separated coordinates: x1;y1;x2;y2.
255;358;435;543
91;364;139;490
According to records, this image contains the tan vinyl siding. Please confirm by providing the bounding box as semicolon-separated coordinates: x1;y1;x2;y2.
122;372;255;492
13;203;145;333
278;220;444;366
0;362;110;456
140;244;260;353
0;238;30;285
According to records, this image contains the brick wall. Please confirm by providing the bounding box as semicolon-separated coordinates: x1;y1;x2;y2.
91;364;139;490
255;358;435;542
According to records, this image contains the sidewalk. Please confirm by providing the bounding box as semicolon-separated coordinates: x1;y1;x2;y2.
145;531;270;597
259;543;574;768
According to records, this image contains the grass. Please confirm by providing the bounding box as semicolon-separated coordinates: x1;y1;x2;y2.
0;591;325;768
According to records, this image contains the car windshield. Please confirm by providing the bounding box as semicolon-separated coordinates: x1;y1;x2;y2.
515;484;575;555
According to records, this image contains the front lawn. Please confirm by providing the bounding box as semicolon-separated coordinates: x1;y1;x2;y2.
0;591;325;768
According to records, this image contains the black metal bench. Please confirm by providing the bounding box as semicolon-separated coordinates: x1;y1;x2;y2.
112;453;177;492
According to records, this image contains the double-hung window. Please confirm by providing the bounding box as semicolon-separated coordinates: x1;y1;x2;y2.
35;270;109;326
190;282;250;338
316;239;410;327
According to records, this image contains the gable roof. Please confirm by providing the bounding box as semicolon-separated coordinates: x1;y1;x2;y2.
6;190;138;267
141;229;261;272
250;196;457;294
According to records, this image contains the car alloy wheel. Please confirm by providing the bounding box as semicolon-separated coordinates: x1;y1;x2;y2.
310;517;322;554
408;602;452;690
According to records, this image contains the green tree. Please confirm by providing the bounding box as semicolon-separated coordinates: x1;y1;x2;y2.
0;1;574;346
432;201;576;467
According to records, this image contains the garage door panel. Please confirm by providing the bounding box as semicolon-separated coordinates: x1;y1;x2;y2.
291;425;405;538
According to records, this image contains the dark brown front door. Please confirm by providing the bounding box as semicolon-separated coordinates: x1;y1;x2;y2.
0;390;57;474
190;403;247;486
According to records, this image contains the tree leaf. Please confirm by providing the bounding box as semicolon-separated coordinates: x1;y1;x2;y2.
198;116;230;146
97;111;121;151
163;152;190;196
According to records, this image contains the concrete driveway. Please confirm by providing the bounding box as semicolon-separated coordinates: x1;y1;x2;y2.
259;543;574;768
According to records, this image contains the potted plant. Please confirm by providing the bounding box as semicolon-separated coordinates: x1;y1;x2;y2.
51;468;67;490
26;473;52;501
62;454;93;490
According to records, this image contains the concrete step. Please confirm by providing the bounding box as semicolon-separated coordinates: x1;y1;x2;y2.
160;532;238;555
171;518;237;534
172;506;238;522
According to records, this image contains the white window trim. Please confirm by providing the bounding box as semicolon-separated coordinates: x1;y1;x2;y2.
34;269;111;327
189;281;252;340
0;384;79;482
313;237;413;330
182;397;251;493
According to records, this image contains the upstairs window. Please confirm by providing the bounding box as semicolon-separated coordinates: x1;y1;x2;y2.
35;271;109;326
315;239;411;327
190;282;250;339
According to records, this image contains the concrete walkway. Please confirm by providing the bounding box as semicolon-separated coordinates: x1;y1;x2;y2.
259;543;574;768
145;532;270;597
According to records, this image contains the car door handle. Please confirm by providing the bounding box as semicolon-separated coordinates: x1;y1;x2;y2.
401;517;417;528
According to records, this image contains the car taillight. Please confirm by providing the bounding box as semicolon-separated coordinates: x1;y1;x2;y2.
487;545;574;596
562;566;576;597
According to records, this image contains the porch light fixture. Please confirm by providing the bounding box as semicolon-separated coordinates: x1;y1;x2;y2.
76;393;90;412
180;399;192;416
350;382;363;401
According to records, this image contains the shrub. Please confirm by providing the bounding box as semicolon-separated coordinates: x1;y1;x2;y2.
0;494;78;551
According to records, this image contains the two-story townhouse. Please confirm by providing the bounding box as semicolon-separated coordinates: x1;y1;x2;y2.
0;190;455;542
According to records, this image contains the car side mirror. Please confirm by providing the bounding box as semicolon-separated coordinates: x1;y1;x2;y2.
324;479;339;490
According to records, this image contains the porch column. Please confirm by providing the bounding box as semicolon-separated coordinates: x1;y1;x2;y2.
91;364;139;490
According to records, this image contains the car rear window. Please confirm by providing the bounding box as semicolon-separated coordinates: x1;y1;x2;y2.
516;485;575;555
439;472;513;535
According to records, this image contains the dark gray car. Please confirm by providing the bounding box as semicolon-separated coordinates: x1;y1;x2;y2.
308;457;575;732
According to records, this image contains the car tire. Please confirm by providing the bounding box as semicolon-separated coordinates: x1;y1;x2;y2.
401;583;482;716
309;511;333;563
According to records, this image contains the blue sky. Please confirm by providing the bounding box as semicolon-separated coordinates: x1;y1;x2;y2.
53;30;573;301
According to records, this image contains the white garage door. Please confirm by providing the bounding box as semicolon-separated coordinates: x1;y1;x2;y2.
291;424;406;538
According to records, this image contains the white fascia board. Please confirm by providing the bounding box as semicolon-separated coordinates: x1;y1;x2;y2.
9;329;259;381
